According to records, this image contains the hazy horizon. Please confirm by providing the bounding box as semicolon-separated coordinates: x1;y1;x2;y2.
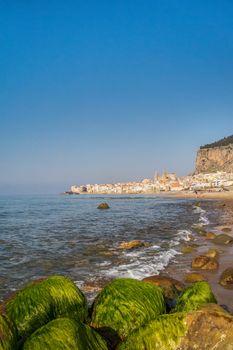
1;1;233;194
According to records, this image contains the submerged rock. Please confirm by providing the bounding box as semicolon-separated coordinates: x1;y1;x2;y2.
97;203;110;209
205;232;216;240
192;225;207;236
117;304;233;350
23;318;108;350
180;245;196;254
142;275;184;300
184;273;207;283
91;278;165;343
219;268;233;289
118;240;146;250
173;282;216;313
191;255;219;270
203;248;219;258
212;234;233;245
4;275;88;338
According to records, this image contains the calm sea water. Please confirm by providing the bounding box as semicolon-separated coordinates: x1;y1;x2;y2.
0;194;219;300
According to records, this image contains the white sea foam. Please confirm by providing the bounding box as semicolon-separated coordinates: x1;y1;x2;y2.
193;205;210;226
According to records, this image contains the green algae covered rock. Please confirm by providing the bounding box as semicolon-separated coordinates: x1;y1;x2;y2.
117;304;233;350
0;313;17;350
173;282;216;313
5;275;88;338
117;313;186;350
23;318;108;350
91;278;165;341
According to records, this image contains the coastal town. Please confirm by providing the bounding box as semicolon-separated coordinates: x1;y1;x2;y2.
69;171;233;194
69;136;233;195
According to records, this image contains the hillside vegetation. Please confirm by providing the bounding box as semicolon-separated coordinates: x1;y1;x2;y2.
200;135;233;149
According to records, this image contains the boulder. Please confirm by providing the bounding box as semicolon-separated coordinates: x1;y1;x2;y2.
184;273;207;283
118;240;146;250
91;278;165;342
5;275;88;338
212;234;233;245
97;203;110;209
205;232;216;240
173;282;216;313
142;275;184;300
23;318;108;350
203;248;219;258
117;304;233;350
0;313;17;349
219;268;233;289
191;255;219;270
222;227;232;233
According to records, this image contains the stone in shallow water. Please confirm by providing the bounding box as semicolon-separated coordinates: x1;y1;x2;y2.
222;227;232;233
203;248;219;258
219;268;233;289
97;203;110;209
184;273;207;283
191;255;219;270
205;232;216;240
180;245;196;253
118;240;146;250
212;234;233;245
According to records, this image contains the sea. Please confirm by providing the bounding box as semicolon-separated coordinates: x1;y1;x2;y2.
0;194;222;301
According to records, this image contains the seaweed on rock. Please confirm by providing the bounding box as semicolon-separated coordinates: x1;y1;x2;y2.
0;313;17;350
22;318;108;350
91;278;165;341
117;313;187;350
5;275;88;339
173;281;217;313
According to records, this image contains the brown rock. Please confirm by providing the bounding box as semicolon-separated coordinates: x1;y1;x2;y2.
204;248;219;258
205;232;216;240
222;227;232;233
184;273;207;283
180;304;233;349
142;274;184;299
118;240;145;250
212;234;233;245
219;268;233;289
192;255;219;270
97;202;110;209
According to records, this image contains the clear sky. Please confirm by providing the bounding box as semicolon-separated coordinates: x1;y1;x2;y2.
1;0;233;194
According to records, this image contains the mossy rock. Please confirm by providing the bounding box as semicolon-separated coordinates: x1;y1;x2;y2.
97;203;110;209
117;304;233;350
0;313;17;350
219;268;233;289
212;234;233;245
5;275;88;339
205;232;216;240
23;318;108;350
184;273;207;283
117;313;186;350
91;278;165;342
180;245;195;254
173;282;216;313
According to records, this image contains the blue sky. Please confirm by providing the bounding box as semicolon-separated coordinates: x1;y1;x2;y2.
1;0;233;193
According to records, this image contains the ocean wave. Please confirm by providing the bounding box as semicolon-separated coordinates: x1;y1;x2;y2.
193;205;210;226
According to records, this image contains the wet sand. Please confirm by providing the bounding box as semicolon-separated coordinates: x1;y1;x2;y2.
163;198;233;313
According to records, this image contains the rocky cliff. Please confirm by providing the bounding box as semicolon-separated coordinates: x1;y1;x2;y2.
196;144;233;173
